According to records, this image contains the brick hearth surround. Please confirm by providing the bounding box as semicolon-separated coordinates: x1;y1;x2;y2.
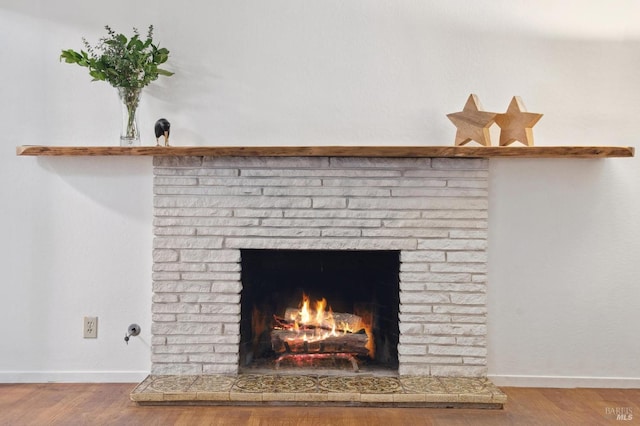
151;156;488;377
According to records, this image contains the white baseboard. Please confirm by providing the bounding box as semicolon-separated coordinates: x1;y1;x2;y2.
3;371;639;388
489;374;640;389
0;371;149;383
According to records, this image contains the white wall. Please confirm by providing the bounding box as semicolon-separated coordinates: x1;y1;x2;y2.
1;0;639;386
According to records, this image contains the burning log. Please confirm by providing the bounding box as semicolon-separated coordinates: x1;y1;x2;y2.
283;308;364;333
275;353;361;372
270;295;372;361
272;310;369;356
271;328;369;356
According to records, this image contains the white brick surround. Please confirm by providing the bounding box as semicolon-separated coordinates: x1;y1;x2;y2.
152;155;489;377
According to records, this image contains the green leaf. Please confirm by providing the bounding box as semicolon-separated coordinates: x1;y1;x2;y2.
60;49;83;63
89;70;106;81
157;68;174;76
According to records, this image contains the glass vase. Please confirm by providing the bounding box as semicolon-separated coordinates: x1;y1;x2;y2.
118;87;142;146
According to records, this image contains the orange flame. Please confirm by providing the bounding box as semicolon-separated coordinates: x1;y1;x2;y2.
299;295;311;324
283;294;375;355
315;298;327;325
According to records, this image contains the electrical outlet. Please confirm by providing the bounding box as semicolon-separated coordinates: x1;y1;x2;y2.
84;316;98;338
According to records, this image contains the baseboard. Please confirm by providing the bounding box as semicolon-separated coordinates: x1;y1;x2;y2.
4;371;639;388
0;371;149;383
489;374;640;389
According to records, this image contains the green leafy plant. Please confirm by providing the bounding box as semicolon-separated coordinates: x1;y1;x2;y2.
60;25;173;88
60;25;173;145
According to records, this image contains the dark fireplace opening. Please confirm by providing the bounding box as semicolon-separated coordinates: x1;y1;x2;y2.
239;249;400;373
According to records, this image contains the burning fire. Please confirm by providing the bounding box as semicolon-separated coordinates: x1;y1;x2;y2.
287;294;341;341
275;293;374;358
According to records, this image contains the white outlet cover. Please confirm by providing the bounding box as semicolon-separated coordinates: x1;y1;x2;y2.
84;316;98;338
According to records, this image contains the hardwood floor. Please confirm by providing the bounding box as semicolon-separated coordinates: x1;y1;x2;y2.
0;383;638;425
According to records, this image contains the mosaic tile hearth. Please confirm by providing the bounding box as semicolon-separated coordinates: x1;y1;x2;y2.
131;375;507;408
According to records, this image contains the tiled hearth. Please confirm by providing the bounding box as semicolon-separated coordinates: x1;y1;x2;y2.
131;374;506;408
140;154;497;407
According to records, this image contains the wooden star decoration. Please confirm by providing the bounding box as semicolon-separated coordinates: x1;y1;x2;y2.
495;96;543;146
447;94;497;146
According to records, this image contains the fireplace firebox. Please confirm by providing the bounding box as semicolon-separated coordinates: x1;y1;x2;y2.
239;249;400;373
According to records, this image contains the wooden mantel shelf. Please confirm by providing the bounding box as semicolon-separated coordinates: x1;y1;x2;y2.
16;145;634;158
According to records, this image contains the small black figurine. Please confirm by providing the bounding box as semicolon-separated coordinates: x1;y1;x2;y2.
154;118;171;146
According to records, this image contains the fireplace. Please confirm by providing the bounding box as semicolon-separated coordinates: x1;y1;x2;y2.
151;155;488;378
239;249;400;373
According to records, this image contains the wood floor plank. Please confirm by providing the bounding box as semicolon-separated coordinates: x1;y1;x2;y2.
1;384;638;425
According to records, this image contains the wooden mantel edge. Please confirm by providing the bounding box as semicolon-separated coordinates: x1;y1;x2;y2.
16;145;635;158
